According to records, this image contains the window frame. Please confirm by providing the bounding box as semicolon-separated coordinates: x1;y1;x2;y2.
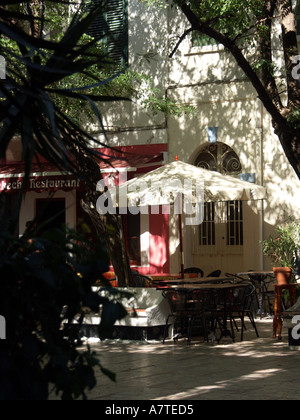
226;200;244;247
194;142;244;254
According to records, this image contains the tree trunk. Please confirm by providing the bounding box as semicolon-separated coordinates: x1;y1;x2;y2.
72;148;133;286
273;122;300;178
80;200;133;287
23;0;134;286
60;124;134;286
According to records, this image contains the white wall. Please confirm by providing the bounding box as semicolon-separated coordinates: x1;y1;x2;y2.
164;10;300;272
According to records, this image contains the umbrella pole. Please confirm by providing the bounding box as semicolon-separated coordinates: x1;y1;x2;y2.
178;212;185;279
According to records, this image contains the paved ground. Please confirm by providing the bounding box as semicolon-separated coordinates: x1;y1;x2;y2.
70;319;300;401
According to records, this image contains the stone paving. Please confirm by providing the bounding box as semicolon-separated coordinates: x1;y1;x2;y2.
75;319;300;401
48;320;300;400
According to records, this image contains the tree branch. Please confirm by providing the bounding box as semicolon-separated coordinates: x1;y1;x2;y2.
169;27;193;58
278;0;300;109
169;13;234;58
256;0;283;112
179;2;286;128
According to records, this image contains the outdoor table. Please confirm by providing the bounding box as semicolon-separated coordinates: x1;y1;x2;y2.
149;273;198;282
273;283;297;340
157;283;247;291
236;271;274;318
158;282;248;343
152;276;236;286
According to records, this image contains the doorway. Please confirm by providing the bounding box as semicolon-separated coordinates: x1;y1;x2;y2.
35;198;66;235
195;201;244;271
122;212;141;266
192;141;245;273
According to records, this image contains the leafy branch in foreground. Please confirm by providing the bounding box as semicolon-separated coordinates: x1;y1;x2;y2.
0;224;129;400
0;0;129;180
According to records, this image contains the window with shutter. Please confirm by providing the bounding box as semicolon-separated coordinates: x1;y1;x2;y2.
86;0;128;66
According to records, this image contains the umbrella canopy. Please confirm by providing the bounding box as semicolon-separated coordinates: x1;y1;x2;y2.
106;160;267;279
112;160;267;208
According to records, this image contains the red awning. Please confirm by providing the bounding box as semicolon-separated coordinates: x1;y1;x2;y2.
0;144;168;194
97;144;167;172
0;162;80;193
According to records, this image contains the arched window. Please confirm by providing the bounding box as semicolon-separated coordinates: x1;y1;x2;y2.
194;142;243;248
194;142;242;175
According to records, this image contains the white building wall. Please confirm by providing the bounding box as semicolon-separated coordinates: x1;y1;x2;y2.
165;5;300;273
89;0;170;148
10;1;299;274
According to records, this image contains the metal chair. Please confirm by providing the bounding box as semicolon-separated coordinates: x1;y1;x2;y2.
162;290;189;343
208;289;236;344
131;272;152;288
184;267;204;277
207;270;221;278
247;270;274;317
162;290;213;344
230;282;260;341
187;289;216;343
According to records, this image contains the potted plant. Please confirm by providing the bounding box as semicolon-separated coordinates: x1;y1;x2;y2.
262;220;300;285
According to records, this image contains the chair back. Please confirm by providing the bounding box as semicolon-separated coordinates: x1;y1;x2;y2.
163;290;187;313
131;273;152;287
207;270;221;278
184;267;204;277
232;282;256;310
188;289;215;312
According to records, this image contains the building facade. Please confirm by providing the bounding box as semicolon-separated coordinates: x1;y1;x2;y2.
95;0;300;275
2;0;300;277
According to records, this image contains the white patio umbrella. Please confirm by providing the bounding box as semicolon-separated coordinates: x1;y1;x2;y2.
108;160;267;278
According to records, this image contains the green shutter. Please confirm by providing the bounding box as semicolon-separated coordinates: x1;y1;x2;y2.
86;0;128;66
106;0;128;66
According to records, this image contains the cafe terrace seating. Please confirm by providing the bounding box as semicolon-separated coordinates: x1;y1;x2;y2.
161;279;260;345
162;289;215;344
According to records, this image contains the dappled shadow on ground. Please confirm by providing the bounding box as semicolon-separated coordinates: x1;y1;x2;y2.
80;320;300;401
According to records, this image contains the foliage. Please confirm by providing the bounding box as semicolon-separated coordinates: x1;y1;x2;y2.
0;0;131;184
287;108;300;129
148;0;300;179
262;220;300;270
0;0;194;179
0;221;129;400
0;2;135;400
187;0;264;38
135;75;196;117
